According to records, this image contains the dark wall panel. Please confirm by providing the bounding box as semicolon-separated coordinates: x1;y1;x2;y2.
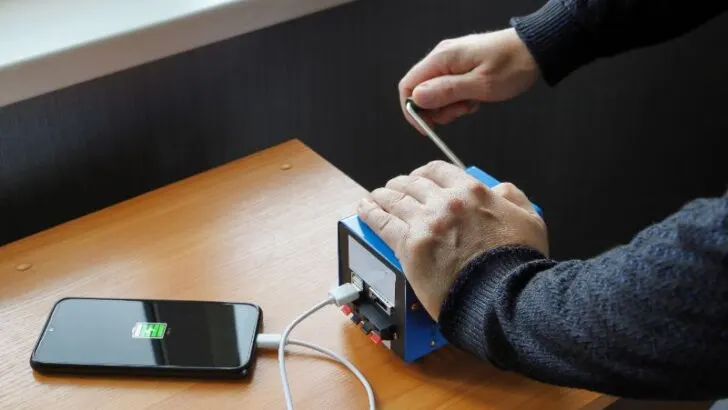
1;0;727;262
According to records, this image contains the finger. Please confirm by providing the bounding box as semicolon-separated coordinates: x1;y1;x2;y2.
429;101;477;125
385;175;443;204
411;72;482;110
411;160;478;189
399;63;435;135
401;83;436;135
399;42;474;133
492;182;535;214
357;197;409;251
370;187;422;220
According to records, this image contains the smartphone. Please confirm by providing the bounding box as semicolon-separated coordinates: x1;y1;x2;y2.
30;297;262;379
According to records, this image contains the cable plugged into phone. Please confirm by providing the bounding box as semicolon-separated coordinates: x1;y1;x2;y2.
256;283;375;410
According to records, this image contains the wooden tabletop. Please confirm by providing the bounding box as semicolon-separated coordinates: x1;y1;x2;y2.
0;139;615;409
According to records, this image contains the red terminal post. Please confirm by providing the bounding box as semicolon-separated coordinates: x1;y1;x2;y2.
369;332;382;345
340;305;352;316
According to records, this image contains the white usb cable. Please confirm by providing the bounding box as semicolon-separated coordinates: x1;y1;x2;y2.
256;283;375;410
256;334;375;409
278;297;333;407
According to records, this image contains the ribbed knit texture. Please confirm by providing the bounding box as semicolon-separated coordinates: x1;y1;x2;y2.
510;0;594;86
509;0;728;86
438;193;728;400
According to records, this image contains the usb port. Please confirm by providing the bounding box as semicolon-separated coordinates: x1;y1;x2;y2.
368;287;392;316
350;272;364;291
373;297;390;315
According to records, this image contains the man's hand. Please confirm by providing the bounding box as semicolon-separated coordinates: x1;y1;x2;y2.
399;28;539;133
357;160;548;320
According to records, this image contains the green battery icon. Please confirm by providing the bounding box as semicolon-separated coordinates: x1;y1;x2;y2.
132;322;167;339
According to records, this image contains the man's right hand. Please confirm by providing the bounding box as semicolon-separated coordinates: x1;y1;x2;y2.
399;28;539;133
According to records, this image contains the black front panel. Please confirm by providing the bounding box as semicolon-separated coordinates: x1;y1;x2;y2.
337;222;406;357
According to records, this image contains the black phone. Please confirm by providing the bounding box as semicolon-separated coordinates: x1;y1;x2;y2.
30;297;262;379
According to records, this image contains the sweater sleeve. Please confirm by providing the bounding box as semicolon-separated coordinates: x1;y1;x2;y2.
510;0;728;85
437;192;728;400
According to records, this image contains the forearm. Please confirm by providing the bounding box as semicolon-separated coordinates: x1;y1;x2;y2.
438;194;728;400
510;0;728;85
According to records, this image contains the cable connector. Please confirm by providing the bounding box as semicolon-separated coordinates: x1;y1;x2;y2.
257;333;282;349
329;283;361;306
274;288;373;409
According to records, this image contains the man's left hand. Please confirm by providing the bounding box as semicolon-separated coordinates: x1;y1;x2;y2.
357;160;548;320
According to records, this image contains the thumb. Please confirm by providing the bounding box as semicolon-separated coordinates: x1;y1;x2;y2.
411;72;482;110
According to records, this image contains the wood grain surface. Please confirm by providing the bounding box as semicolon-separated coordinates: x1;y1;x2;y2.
0;139;615;409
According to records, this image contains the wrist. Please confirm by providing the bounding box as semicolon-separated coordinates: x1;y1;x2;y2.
437;246;554;362
502;27;541;83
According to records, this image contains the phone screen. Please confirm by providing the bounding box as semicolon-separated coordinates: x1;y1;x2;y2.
32;298;260;371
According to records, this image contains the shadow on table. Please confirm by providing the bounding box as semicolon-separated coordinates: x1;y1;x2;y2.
31;365;256;388
339;326;569;408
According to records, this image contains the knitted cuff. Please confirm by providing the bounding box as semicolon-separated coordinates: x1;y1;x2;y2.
438;246;548;361
510;0;595;86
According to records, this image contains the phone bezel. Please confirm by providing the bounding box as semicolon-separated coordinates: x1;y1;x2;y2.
29;296;262;379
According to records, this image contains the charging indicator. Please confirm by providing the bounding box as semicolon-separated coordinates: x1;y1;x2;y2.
132;322;167;339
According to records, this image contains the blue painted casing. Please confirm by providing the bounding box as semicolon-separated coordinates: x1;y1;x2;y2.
339;166;542;362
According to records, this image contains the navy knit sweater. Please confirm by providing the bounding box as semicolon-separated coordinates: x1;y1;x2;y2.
437;0;728;401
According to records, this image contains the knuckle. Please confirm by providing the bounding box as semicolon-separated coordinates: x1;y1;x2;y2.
446;197;465;213
423;160;441;174
375;213;392;232
428;159;447;169
371;187;386;198
385;175;406;189
388;190;407;209
436;38;453;49
467;180;488;196
412;160;444;177
432;46;454;63
409;175;427;187
394;190;407;204
500;182;518;193
496;182;526;201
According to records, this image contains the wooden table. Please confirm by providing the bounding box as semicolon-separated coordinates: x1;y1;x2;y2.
0;140;615;409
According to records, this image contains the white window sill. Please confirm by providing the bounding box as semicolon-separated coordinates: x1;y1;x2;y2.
0;0;353;108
